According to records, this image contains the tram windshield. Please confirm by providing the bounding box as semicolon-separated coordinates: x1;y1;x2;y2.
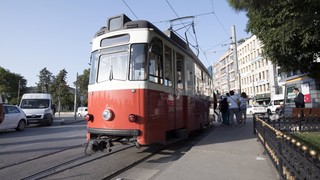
90;45;129;83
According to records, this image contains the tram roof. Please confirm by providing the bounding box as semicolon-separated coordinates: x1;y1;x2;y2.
94;14;210;76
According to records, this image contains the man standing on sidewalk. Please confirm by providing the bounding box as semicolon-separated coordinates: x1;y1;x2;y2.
227;90;240;127
293;88;305;108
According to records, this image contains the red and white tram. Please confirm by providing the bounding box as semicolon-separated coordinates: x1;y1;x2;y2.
85;14;212;154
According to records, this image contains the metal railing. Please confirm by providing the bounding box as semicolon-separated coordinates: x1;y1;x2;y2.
254;115;320;179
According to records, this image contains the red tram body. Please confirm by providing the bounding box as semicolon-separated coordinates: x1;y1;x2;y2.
85;14;212;154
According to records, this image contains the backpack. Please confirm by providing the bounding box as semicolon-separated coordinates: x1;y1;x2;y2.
220;99;229;113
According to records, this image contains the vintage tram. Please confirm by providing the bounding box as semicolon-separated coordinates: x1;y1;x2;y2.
85;14;212;154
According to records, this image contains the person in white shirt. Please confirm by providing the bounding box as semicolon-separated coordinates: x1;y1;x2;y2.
227;90;240;127
0;96;4;124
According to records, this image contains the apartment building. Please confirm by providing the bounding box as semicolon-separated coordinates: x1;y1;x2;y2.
215;49;234;95
213;35;281;105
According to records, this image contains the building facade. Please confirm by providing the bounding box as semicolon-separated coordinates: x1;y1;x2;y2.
213;35;283;105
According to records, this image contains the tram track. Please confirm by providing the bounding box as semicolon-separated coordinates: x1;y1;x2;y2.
20;145;135;180
0;124;214;180
0;144;85;170
102;144;164;180
105;124;215;180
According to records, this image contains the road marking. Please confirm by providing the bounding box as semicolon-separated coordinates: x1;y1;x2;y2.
256;156;266;160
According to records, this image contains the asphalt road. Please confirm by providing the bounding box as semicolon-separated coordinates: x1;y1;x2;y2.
0;113;216;179
0;115;87;179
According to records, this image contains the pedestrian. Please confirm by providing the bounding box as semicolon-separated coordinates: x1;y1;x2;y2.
218;96;229;125
51;104;56;117
239;92;248;124
0;95;4;124
213;91;219;117
227;90;241;127
293;87;305;108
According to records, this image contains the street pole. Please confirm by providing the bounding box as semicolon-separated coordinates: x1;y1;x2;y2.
74;73;78;120
231;25;240;94
58;84;61;118
17;80;21;105
252;73;256;103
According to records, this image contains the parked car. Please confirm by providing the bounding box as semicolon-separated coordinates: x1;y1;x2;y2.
77;107;88;117
266;98;284;115
0;105;27;131
246;105;267;115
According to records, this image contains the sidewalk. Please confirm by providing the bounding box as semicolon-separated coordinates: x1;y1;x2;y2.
155;116;279;180
53;112;85;125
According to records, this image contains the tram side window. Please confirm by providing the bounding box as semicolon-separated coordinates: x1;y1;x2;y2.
129;44;148;81
176;53;184;90
148;38;163;84
164;46;173;86
89;51;99;84
194;65;202;94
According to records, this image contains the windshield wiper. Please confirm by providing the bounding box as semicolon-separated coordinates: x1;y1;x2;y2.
109;65;113;80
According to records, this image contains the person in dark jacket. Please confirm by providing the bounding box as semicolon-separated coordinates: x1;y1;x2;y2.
293;88;305;108
219;96;229;125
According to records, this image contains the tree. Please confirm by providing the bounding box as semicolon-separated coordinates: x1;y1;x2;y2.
0;66;27;104
75;69;89;106
36;68;53;93
50;69;74;111
228;0;320;78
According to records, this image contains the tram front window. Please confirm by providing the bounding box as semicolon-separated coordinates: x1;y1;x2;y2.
97;45;129;82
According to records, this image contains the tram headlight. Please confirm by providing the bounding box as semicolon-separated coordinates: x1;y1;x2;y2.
102;109;114;121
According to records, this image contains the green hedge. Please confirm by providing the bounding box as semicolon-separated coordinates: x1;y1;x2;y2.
291;132;320;151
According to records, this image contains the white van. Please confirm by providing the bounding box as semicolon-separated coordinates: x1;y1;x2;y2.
267;96;284;115
20;93;54;126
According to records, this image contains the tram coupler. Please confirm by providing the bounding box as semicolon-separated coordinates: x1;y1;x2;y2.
105;139;113;153
134;140;141;149
85;139;99;156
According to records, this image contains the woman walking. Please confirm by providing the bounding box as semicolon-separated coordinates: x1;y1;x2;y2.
227;90;241;127
239;92;248;124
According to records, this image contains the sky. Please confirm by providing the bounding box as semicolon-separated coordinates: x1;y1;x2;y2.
0;0;249;87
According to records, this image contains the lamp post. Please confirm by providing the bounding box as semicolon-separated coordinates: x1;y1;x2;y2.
58;84;62;118
17;80;21;105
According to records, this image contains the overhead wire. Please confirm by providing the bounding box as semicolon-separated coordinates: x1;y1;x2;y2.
165;0;207;65
165;0;234;67
165;0;198;45
122;0;232;67
122;0;139;20
210;0;230;38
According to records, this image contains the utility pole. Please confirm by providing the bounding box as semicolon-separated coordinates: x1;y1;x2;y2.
58;84;61;118
74;73;78;120
231;25;240;94
17;80;21;105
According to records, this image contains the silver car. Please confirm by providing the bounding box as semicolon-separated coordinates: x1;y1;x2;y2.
0;105;27;131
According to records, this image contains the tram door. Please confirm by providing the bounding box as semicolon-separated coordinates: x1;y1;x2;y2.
164;46;175;131
174;52;185;129
164;47;185;130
